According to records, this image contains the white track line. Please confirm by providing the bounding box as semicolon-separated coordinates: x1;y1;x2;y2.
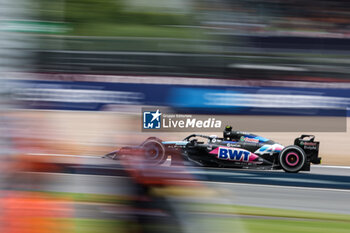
315;165;350;169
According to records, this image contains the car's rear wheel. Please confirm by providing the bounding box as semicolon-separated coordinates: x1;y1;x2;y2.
279;145;306;173
141;139;167;165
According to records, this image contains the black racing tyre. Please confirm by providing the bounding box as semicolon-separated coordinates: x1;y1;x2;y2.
141;139;167;165
278;145;306;173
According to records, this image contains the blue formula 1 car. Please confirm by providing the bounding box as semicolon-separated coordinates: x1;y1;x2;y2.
105;126;321;173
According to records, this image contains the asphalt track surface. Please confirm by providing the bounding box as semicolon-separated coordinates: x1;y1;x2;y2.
29;172;350;214
25;156;350;214
190;165;350;190
62;157;350;190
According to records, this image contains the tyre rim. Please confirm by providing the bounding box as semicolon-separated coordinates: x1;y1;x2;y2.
145;146;159;160
285;152;299;166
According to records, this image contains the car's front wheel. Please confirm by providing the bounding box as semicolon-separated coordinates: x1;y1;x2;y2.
141;138;167;165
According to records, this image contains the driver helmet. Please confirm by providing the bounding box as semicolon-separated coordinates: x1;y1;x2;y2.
225;125;232;132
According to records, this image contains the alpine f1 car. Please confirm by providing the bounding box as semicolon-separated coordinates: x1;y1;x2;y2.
105;126;321;173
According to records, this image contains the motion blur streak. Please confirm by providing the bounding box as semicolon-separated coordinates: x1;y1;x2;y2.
0;0;350;233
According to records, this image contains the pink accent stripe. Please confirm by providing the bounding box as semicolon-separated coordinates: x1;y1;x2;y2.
248;153;259;162
209;147;219;154
286;152;299;166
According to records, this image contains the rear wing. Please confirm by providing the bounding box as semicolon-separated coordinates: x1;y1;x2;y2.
294;135;321;164
295;134;315;143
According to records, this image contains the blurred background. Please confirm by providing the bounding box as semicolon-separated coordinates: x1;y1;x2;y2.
4;0;350;78
0;0;350;233
1;0;349;161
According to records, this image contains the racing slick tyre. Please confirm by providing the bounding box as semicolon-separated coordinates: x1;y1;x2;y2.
278;145;306;173
141;138;167;165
